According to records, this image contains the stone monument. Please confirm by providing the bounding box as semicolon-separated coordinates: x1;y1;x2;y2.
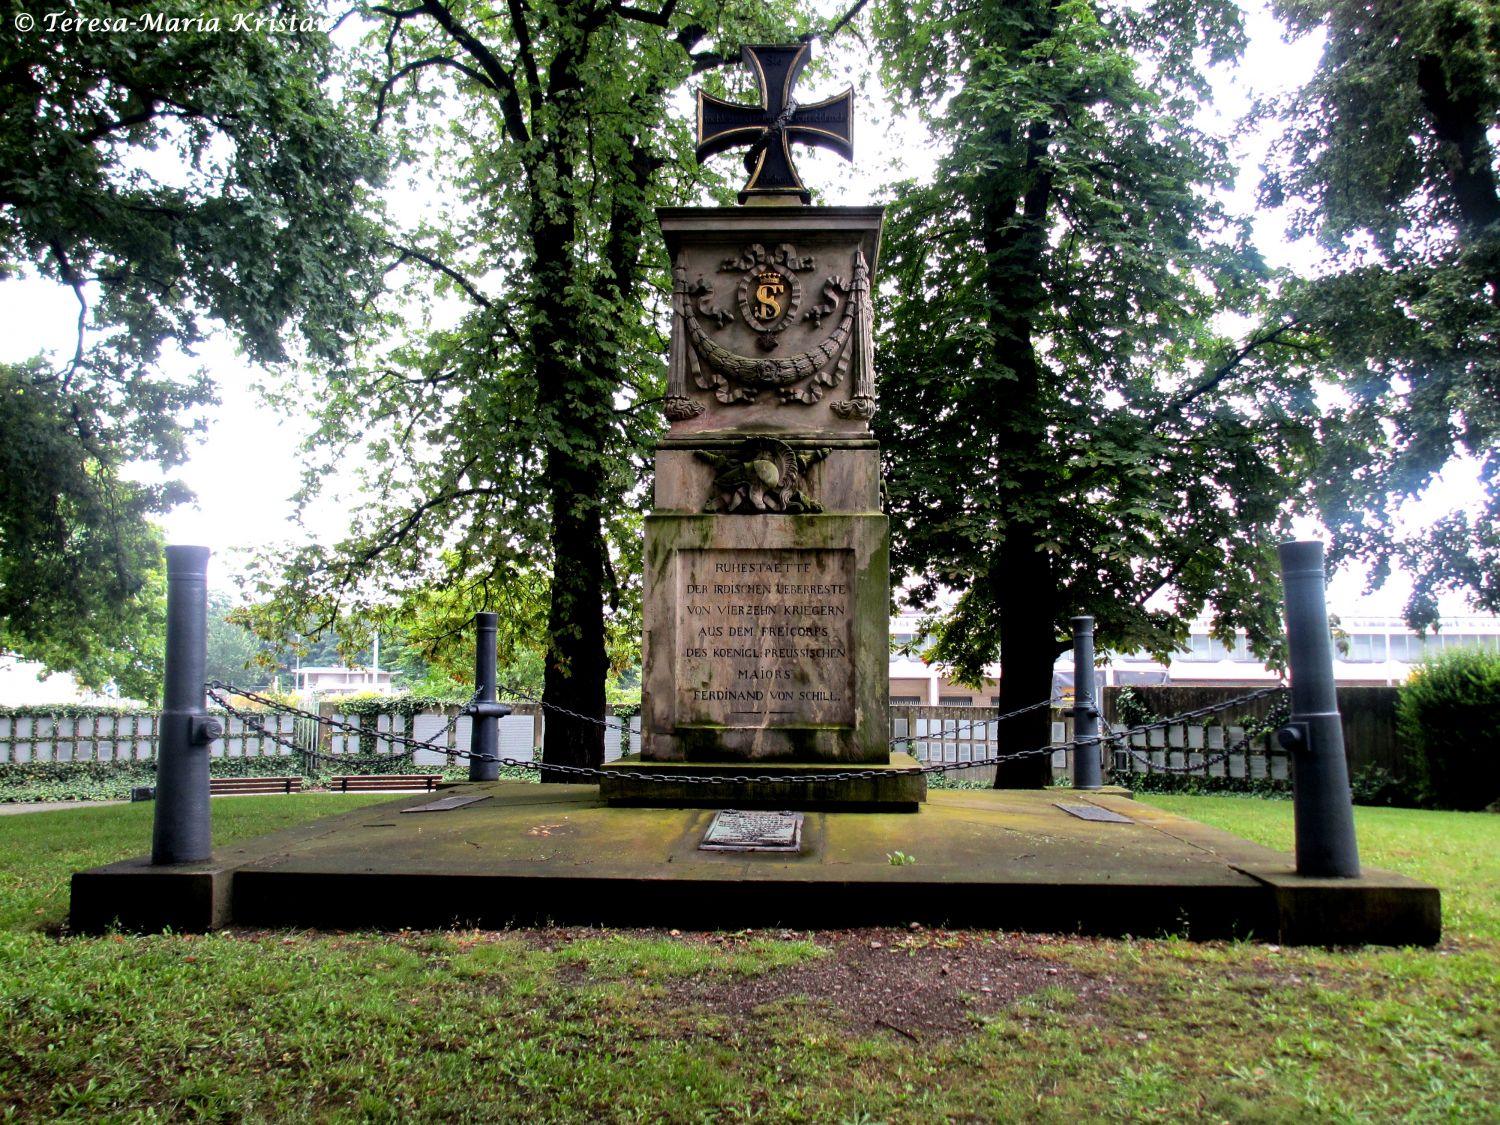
601;43;924;810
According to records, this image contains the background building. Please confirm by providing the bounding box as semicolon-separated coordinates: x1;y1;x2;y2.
888;613;1500;705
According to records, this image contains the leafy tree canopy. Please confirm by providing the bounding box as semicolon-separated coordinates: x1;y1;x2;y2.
0;0;387;687
0;356;172;701
1259;0;1500;625
871;0;1322;782
205;591;282;690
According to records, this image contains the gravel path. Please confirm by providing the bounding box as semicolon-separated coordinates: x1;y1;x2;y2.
0;800;128;816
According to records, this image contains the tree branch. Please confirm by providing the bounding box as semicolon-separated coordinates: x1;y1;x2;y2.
689;44;738;74
611;0;677;27
76;104;160;147
417;0;532;147
47;239;88;379
505;0;543;118
356;481;494;567
384;240;494;310
1159;318;1303;418
373;55;497;129
823;0;869;40
615;395;665;414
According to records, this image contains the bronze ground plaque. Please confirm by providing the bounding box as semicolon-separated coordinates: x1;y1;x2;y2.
401;795;493;814
1055;803;1134;824
699;809;804;852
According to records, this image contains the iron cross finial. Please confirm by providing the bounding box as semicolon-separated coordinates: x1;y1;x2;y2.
696;43;854;204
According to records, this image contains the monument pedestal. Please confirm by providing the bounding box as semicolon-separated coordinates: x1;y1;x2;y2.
599;753;927;811
641;509;889;764
634;204;914;810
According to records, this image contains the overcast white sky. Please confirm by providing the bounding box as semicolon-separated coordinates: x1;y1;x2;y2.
0;4;1480;618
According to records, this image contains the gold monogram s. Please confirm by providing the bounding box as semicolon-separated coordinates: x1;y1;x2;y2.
753;271;785;322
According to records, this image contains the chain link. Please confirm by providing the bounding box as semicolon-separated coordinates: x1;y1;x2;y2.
472;736;1062;785
1114;727;1261;775
208;682;482;765
495;682;1053;753
1098;685;1287;776
887;696;1053;751
491;681;631;733
206;686;310;757
1096;685;1285;745
206;680;1061;783
204;680;1288;786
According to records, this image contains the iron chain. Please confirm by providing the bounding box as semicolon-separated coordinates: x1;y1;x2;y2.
204;681;1287;786
208;682;482;762
1097;685;1285;746
1097;685;1287;775
1116;728;1260;775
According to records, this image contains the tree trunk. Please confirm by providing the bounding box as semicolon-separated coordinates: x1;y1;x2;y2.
531;202;610;780
991;530;1060;788
982;116;1058;789
539;445;609;780
1415;53;1500;245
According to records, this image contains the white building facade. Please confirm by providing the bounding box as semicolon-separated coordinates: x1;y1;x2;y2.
888;613;1500;705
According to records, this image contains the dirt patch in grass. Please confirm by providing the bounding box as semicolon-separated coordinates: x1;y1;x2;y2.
226;925;1120;1043
630;926;1116;1040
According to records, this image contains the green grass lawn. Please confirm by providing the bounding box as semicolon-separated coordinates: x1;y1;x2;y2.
0;795;1496;1123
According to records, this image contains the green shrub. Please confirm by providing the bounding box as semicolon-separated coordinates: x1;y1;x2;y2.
1347;763;1426;808
1112;770;1291;799
0;760;159;802
0;756;311;803
1397;645;1500;812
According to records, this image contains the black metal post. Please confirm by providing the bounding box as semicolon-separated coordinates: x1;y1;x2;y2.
467;612;509;781
1277;540;1361;878
1071;615;1102;790
151;545;221;865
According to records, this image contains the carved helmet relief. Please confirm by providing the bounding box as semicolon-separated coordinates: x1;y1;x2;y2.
695;439;831;514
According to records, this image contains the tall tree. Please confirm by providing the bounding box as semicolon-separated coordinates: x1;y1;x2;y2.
871;0;1321;783
0;356;173;700
0;0;387;691
205;593;275;690
1259;0;1500;625
245;0;845;776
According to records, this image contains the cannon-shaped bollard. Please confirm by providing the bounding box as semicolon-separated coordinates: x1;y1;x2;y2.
1277;541;1361;878
152;546;221;865
1071;615;1103;790
465;612;511;781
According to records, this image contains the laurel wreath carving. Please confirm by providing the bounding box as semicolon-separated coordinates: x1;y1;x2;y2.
683;252;868;405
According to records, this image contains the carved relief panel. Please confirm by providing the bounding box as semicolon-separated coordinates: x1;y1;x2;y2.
659;207;883;435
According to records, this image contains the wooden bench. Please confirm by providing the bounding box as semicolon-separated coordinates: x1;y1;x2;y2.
209;776;304;796
328;774;444;793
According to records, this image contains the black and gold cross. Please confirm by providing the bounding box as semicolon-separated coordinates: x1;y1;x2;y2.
696;43;854;204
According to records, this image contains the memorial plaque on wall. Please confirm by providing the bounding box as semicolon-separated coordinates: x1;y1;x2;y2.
676;547;854;727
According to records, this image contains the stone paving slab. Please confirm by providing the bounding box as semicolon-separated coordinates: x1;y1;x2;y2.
71;783;1440;945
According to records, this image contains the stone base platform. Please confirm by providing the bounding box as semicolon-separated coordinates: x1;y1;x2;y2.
598;753;927;810
70;785;1440;946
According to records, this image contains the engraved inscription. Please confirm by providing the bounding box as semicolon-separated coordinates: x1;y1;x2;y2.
677;548;855;728
700;809;804;852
